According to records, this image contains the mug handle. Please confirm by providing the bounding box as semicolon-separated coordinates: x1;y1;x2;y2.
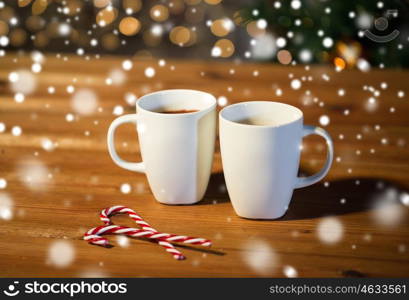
107;114;145;173
295;125;334;189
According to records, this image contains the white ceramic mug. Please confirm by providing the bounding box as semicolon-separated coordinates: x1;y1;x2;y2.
107;89;216;205
219;101;334;219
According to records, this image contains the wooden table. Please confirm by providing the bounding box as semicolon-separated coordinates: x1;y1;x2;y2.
0;54;408;277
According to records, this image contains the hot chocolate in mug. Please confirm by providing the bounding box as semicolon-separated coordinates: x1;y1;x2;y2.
107;89;216;205
219;101;334;219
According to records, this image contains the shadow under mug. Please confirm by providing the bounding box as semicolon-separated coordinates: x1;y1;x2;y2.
219;101;334;219
107;89;216;205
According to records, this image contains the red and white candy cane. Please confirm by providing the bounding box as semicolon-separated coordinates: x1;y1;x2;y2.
84;205;212;260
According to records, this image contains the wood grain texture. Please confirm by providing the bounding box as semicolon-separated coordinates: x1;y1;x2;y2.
0;53;408;277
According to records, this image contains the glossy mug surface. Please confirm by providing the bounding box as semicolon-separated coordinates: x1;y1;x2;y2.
107;89;216;205
219;101;334;219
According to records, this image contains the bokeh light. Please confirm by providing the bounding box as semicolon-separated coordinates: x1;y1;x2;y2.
18;0;33;8
185;0;202;5
210;18;233;37
169;26;191;46
94;0;111;8
0;20;8;35
33;31;48;47
10;28;27;46
213;39;234;58
119;17;141;36
246;20;266;37
168;0;185;14
150;5;169;22
96;6;118;27
185;5;205;23
25;15;45;31
277;49;292;65
32;0;48;15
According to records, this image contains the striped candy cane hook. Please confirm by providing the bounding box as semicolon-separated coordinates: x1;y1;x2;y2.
84;205;212;260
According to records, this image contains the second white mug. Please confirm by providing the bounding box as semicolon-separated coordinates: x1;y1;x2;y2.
107;89;216;205
219;101;334;219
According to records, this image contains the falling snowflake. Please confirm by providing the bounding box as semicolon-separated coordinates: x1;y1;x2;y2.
299;49;312;62
122;60;133;71
217;96;228;106
14;93;25;103
0;36;9;46
47;240;75;268
256;19;267;29
65;113;74;122
71;89;98;116
357;58;371;72
365;97;378;112
17;158;50;191
41;138;55;152
0;178;6;189
397;91;405;98
283;265;298;278
241;239;279;276
66;85;75;93
120;183;131;194
113;105;124;116
322;37;333;48
47;86;55;94
319;115;330;126
31;63;42;73
251;33;276;60
316;217;344;244
9;69;37;95
276;37;286;48
400;193;409;206
291;0;301;10
290;79;301;90
108;68;126;85
124;92;137;106
211;46;221;57
0;193;13;220
144;67;155;78
116;236;130;248
11;126;22;136
372;188;406;227
8;72;19;82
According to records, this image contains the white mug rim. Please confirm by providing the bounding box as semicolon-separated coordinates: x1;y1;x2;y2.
219;101;303;128
137;89;216;117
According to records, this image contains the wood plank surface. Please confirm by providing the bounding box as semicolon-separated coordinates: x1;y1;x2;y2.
0;53;408;277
